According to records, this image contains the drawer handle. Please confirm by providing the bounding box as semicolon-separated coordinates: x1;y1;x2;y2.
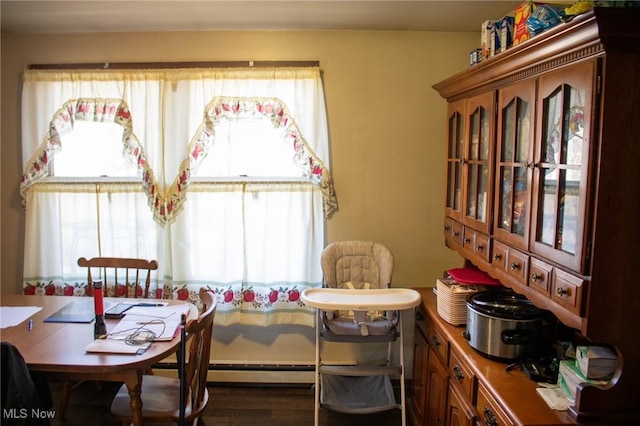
531;272;541;282
453;231;459;237
483;406;499;426
443;226;450;231
464;238;470;244
557;287;568;296
432;334;441;347
475;244;484;251
453;364;464;381
510;262;520;271
493;253;501;260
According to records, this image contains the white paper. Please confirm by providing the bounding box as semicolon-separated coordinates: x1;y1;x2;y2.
85;338;150;355
124;304;189;320
108;318;181;342
108;304;190;342
0;306;42;329
536;385;573;411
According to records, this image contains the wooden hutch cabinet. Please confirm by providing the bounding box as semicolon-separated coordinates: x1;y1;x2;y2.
411;7;640;426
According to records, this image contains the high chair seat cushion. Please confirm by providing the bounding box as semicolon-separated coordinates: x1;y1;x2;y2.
323;312;398;336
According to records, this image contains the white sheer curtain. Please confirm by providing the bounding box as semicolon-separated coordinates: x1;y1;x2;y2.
20;67;336;326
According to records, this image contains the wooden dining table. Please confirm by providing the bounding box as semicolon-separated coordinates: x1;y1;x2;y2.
0;294;197;426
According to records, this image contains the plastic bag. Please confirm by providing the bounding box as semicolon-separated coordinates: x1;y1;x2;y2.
527;4;566;36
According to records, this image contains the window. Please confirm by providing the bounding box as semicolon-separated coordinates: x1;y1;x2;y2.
195;118;303;178
20;67;337;326
52;121;134;177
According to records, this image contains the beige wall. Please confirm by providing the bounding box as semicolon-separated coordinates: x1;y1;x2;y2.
1;29;470;295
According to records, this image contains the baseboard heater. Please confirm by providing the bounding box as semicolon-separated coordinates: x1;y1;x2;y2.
152;362;409;393
154;362;315;372
152;362;318;384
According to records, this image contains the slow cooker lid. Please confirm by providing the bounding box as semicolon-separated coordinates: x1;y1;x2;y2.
467;291;542;320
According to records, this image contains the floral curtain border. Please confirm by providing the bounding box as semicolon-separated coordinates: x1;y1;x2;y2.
19;97;338;225
22;279;315;327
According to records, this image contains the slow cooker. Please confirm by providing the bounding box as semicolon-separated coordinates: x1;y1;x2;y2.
463;291;542;362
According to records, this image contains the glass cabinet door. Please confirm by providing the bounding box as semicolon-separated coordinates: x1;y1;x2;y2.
445;100;465;221
531;61;595;274
494;79;536;250
462;92;495;234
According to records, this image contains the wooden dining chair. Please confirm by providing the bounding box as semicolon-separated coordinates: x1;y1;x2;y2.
110;287;216;425
78;257;159;298
59;256;159;419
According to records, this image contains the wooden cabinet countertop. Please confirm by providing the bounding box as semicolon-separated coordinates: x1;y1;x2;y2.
414;287;577;426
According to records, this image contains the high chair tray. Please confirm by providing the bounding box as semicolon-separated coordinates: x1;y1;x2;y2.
301;288;421;311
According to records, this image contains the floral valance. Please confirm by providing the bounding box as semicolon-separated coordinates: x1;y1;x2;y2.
20;96;338;226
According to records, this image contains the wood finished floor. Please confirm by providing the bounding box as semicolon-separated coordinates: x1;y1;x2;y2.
49;380;404;426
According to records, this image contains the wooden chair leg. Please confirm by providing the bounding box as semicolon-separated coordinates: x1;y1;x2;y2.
59;380;72;419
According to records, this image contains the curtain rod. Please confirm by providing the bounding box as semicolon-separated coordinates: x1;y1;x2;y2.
28;60;320;70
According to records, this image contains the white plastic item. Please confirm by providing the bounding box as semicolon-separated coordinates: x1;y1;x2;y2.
301;288;421;311
301;287;421;426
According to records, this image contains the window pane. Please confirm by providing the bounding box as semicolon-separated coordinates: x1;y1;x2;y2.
194;119;304;178
498;168;512;231
466;164;478;218
477;164;487;223
54;121;135;177
515;99;530;163
540;168;557;247
513;166;527;236
469;109;479;161
559;170;579;254
501;100;515;162
543;89;562;164
479;108;490;161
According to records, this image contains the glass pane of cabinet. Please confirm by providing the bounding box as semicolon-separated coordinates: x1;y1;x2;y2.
446;101;465;219
462;92;494;232
466;106;489;222
532;61;594;273
538;84;584;254
494;79;535;250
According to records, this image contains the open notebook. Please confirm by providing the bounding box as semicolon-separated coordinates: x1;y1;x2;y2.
85;303;191;355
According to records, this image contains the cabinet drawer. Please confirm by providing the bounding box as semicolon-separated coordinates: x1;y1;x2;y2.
491;240;508;271
462;227;475;252
445;217;464;248
505;247;528;285
551;269;586;315
529;258;553;296
462;229;492;266
448;383;475;426
429;321;448;364
473;232;492;264
476;382;514;426
449;345;476;402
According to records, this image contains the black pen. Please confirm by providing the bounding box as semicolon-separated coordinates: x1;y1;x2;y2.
135;303;164;307
28;319;33;331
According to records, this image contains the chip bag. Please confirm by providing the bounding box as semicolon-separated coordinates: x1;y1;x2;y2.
527;3;566;36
